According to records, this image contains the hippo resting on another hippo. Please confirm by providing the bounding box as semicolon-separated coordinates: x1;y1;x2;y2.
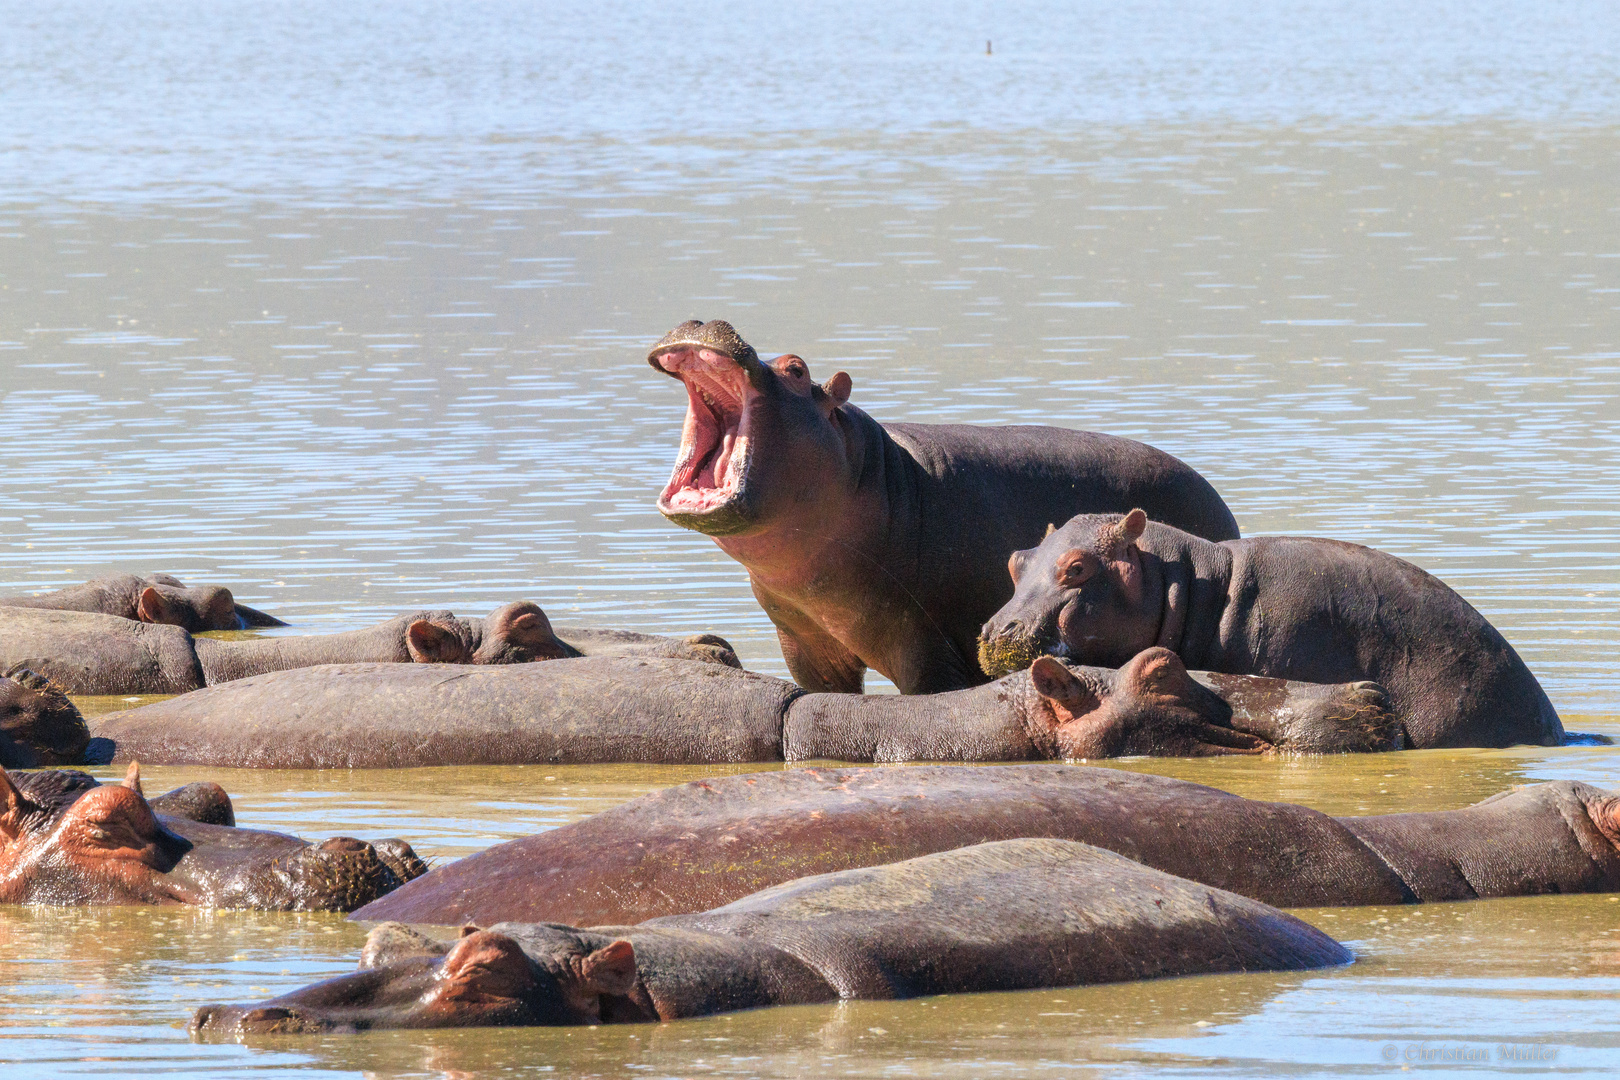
0;573;284;630
358;765;1620;928
0;667;91;767
0;601;740;696
979;510;1564;749
0;764;425;909
648;319;1239;695
91;649;1401;769
190;837;1348;1034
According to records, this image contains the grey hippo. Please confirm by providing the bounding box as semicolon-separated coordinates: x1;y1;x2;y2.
190;838;1348;1033
978;509;1563;748
0;763;425;909
0;601;739;696
89;649;1400;769
648;319;1238;694
0;573;284;630
356;764;1620;927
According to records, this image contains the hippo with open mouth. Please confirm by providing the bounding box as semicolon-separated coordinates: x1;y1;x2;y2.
89;648;1400;769
356;764;1620;928
0;763;425;909
647;319;1239;695
191;838;1348;1033
977;509;1564;748
0;573;284;630
0;600;739;697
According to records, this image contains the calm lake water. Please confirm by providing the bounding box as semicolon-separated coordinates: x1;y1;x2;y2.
3;1;1620;1076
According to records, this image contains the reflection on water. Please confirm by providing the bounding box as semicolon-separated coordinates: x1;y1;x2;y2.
4;0;1620;1075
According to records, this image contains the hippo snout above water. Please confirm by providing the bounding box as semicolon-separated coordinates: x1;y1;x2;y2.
0;763;425;910
0;573;284;631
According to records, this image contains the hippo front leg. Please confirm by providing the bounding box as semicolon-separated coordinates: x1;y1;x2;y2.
776;626;867;695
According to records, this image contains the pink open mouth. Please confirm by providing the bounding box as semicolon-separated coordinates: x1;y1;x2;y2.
656;347;754;516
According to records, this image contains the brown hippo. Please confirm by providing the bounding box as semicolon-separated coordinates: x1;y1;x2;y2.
90;651;1398;769
0;667;90;767
191;838;1349;1033
0;573;284;630
354;765;1620;928
978;509;1564;748
647;319;1239;695
0;602;740;696
0;763;425;909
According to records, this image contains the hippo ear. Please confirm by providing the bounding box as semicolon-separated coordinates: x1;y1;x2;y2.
406;621;470;664
136;587;174;625
822;371;852;407
579;940;637;997
122;761;145;797
1007;548;1031;585
0;767;44;843
1029;656;1102;717
1044;522;1057;539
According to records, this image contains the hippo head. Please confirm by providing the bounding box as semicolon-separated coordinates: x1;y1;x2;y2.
0;764;425;909
979;509;1163;677
648;319;854;537
0;666;91;767
191;922;638;1034
404;601;572;665
136;577;244;632
1025;649;1266;757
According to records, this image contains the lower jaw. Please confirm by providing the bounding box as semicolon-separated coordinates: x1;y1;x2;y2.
659;497;756;537
976;634;1052;680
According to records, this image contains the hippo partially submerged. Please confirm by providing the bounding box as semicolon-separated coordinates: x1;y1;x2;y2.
192;838;1348;1033
0;602;739;696
356;764;1620;927
0;667;90;767
979;510;1563;748
648;319;1239;694
0;573;284;630
0;764;425;909
91;649;1399;769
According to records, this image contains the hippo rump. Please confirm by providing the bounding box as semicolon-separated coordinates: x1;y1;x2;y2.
192;837;1348;1033
1;667;91;767
0;573;283;630
89;651;1400;769
0;764;425;909
978;509;1564;749
647;319;1239;695
355;764;1620;928
0;602;740;696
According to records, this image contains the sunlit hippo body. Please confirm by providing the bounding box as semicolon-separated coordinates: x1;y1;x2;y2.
0;602;739;696
356;765;1620;928
0;573;284;630
91;650;1398;769
0;765;425;909
0;668;90;767
648;320;1239;695
193;837;1348;1033
979;510;1563;748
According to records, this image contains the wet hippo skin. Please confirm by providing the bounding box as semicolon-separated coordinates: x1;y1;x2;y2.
0;764;425;909
90;651;1399;769
0;602;739;696
979;510;1563;748
0;573;284;630
192;838;1349;1033
0;667;91;768
648;320;1239;695
353;765;1620;927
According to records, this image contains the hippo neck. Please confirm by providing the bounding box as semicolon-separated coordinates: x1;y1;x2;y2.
1149;533;1235;669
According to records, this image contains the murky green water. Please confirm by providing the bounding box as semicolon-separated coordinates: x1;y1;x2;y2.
4;1;1620;1075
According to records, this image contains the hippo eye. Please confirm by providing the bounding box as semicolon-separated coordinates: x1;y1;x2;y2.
1055;551;1098;589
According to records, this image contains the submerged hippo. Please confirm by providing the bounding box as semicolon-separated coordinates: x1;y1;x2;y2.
647;319;1238;695
0;667;90;767
92;650;1398;769
192;838;1348;1033
979;509;1563;748
356;764;1620;927
0;602;740;696
0;573;284;630
0;764;425;909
